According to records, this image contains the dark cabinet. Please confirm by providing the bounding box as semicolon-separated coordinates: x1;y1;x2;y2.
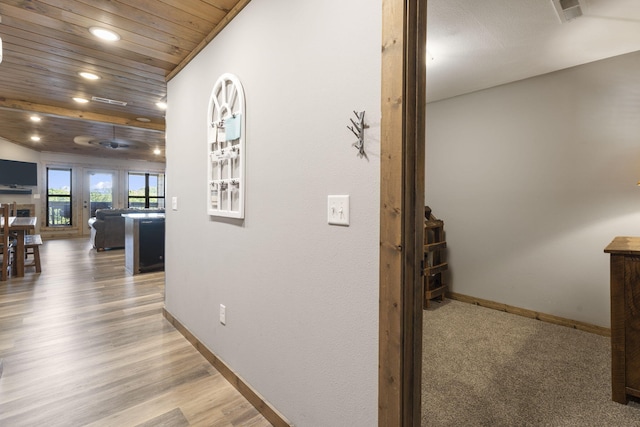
604;236;640;404
124;213;165;275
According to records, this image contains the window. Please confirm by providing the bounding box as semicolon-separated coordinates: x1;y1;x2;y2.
47;167;72;226
89;172;114;217
128;172;165;208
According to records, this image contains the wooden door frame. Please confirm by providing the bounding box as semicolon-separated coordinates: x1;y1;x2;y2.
379;0;427;426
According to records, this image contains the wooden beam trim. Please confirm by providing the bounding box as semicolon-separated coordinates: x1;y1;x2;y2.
379;0;426;425
162;308;293;427
403;2;427;426
0;98;165;132
379;0;407;423
166;0;252;82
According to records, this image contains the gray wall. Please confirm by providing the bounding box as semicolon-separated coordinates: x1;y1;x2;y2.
426;51;640;327
164;0;381;425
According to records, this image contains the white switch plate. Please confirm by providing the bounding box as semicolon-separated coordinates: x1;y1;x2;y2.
219;304;226;325
172;196;178;211
327;195;350;226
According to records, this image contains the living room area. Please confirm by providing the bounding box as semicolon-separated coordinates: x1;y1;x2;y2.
0;135;166;267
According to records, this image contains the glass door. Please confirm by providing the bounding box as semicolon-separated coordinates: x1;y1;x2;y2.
83;170;116;236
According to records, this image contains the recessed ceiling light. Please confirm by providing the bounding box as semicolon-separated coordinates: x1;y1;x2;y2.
30;136;41;142
89;27;120;41
155;102;167;110
136;117;151;123
79;71;101;80
153;148;161;155
30;115;41;122
73;97;89;104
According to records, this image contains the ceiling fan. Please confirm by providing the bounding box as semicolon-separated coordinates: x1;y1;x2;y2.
74;126;136;150
98;126;130;149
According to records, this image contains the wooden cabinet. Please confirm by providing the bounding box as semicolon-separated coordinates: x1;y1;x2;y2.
424;207;448;308
604;236;640;404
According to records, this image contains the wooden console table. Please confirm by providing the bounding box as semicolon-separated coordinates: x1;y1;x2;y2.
604;236;640;404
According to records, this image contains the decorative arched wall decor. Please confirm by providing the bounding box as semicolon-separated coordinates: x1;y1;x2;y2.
207;73;246;219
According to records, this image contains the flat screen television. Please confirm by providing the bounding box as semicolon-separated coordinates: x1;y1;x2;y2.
0;159;38;187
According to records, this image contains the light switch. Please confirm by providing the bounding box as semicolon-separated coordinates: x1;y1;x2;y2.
328;195;350;226
219;304;226;325
172;196;178;211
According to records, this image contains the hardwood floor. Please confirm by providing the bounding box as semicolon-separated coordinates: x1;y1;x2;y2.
0;237;272;427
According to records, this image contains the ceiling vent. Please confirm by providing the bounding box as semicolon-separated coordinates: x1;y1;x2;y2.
552;0;583;23
91;96;128;107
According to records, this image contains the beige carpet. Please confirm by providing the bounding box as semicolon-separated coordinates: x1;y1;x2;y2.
422;299;640;426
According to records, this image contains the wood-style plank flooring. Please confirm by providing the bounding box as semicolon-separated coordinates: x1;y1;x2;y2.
0;237;272;427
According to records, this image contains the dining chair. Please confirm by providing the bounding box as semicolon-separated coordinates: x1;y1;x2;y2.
11;202;40;270
8;201;17;217
23;234;43;273
0;205;16;281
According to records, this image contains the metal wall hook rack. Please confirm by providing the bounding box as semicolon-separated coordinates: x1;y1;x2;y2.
347;110;368;157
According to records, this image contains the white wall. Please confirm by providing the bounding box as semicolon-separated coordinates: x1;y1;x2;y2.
426;51;640;327
164;1;381;425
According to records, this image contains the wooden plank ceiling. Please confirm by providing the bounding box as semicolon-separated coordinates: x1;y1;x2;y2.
0;0;248;162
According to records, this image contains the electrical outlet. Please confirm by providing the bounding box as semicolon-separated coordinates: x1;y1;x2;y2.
219;304;226;325
328;195;350;226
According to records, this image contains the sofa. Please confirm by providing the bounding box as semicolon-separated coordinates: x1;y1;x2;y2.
88;208;165;251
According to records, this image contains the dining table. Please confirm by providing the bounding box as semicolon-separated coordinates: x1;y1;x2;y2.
0;216;34;380
6;216;37;277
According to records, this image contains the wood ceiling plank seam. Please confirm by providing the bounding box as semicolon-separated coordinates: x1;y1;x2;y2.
0;53;166;99
3;32;164;85
3;33;172;80
0;88;164;121
0;1;187;66
41;0;209;46
0;98;166;132
199;0;241;13
0;47;166;95
0;77;165;119
166;0;251;81
156;0;230;20
0;17;170;78
0;133;165;162
9;0;190;54
0;113;160;136
75;0;219;41
0;28;166;114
